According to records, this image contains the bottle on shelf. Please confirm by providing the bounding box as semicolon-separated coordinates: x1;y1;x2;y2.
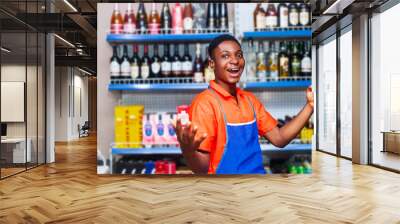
299;3;310;26
206;3;216;32
278;3;289;29
290;42;301;77
110;46;121;80
151;44;162;78
140;45;151;79
215;3;221;30
256;42;267;82
136;3;148;34
161;44;172;79
246;40;257;82
182;44;193;79
193;3;206;33
183;3;194;33
193;43;204;83
120;45;131;80
301;42;312;77
130;45;140;79
265;4;278;28
204;47;215;82
123;3;136;34
172;3;184;34
219;3;229;31
278;41;289;77
253;3;266;30
268;42;279;80
148;3;161;34
172;44;183;78
110;3;123;34
288;3;299;27
161;3;172;34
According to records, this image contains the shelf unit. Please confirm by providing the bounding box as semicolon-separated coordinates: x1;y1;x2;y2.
242;28;312;40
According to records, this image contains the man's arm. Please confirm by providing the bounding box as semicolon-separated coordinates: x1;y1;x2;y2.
264;87;314;148
173;119;209;174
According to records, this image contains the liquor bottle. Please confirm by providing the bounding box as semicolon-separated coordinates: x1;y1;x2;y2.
171;44;183;77
256;42;267;81
193;3;206;33
265;4;278;28
110;3;123;34
123;3;136;34
151;44;162;78
268;42;279;80
246;40;257;82
136;3;148;34
130;45;140;79
161;3;172;34
149;3;161;34
161;44;172;78
120;45;131;80
206;3;216;32
141;45;151;79
278;3;289;28
193;43;204;83
278;42;289;77
172;3;183;34
291;42;301;77
215;3;221;30
253;3;266;30
110;46;121;80
183;3;194;33
288;3;299;27
204;47;215;82
301;42;311;77
219;3;228;31
182;44;193;78
299;3;310;26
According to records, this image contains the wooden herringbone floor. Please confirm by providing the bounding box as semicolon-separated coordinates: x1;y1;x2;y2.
1;135;400;224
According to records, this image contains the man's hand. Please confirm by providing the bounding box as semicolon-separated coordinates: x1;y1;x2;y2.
172;118;207;154
306;86;314;108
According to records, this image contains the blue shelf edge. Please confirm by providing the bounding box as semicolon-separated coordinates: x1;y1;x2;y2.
243;30;312;39
108;80;311;91
107;33;232;43
111;144;311;155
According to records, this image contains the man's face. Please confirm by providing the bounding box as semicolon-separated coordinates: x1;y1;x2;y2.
209;40;245;85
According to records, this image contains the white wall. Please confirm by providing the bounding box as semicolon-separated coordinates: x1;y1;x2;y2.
55;67;89;141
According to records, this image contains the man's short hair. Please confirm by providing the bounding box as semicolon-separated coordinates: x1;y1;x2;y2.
208;34;241;59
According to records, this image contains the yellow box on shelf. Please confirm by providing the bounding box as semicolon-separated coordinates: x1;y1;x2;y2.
115;105;144;149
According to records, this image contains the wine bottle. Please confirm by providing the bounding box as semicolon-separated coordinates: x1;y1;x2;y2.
299;3;310;26
268;42;279;80
136;3;148;34
291;42;301;77
161;3;172;34
278;42;289;77
161;44;172;78
256;42;267;82
182;44;193;79
172;3;183;34
288;3;299;27
206;3;216;32
151;44;162;78
149;3;161;34
204;47;215;82
219;3;229;31
110;3;123;34
183;3;194;33
278;3;289;28
301;42;311;77
253;3;266;30
130;45;140;79
171;44;183;77
265;4;278;28
110;46;121;80
141;45;151;79
193;43;204;83
121;45;131;80
123;3;136;34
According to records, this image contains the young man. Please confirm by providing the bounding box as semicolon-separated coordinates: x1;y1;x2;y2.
174;34;314;174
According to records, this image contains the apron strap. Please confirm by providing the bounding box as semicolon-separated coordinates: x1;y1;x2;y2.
207;88;229;143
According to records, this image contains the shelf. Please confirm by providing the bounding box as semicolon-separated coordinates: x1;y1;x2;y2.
107;32;232;44
108;78;311;91
243;28;312;40
111;144;311;155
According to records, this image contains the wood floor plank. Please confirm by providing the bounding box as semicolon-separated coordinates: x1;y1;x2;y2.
0;135;400;223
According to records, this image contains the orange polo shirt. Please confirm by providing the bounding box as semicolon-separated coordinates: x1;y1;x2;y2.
189;80;278;174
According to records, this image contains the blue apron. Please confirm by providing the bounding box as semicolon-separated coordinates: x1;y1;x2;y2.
209;89;266;174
